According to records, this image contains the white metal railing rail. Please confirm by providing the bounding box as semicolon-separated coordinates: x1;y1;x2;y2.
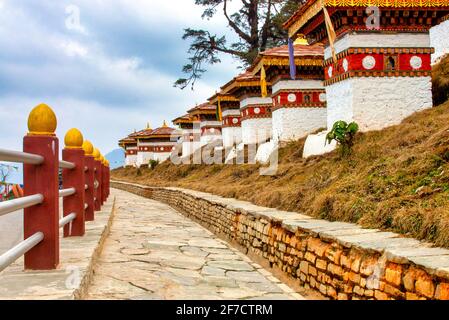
0;232;44;273
59;188;76;198
0;194;44;217
59;160;75;169
59;213;76;228
0;148;44;165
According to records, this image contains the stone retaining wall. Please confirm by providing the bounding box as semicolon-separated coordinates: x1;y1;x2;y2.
112;181;449;300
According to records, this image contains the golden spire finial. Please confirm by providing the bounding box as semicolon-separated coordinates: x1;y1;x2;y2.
93;148;101;161
294;36;309;45
82;140;94;156
64;128;84;149
147;122;152;130
162;120;168;128
27;103;57;136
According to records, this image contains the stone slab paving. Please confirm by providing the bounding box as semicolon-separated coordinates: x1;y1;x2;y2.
86;189;304;300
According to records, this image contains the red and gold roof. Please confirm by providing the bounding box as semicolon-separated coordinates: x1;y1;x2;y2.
208;91;239;105
220;71;264;94
187;102;217;116
172;114;193;125
284;0;449;38
250;43;324;74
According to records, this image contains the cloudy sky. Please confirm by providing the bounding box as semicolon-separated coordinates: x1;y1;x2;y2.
0;0;241;155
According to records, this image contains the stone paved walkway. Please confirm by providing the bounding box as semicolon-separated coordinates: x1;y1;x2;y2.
86;189;304;300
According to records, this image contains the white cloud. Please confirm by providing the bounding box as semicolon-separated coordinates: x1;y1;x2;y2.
60;40;89;57
0;0;241;155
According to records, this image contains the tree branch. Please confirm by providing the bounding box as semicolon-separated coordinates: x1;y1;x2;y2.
223;0;252;43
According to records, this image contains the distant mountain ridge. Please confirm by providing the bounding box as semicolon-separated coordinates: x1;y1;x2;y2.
105;148;125;169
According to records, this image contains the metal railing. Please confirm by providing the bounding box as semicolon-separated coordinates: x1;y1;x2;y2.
0;194;44;217
59;213;76;228
59;188;76;198
0;232;44;273
0;149;44;165
0;105;110;272
59;160;76;169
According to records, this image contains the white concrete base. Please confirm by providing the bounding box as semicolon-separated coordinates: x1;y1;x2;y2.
272;107;327;142
303;131;337;158
326;77;433;132
125;155;137;167
153;152;172;163
222;127;242;148
182;141;202;158
201;135;222;147
241;118;272;145
255;140;277;164
136;152;153;167
430;20;449;64
225;146;237;164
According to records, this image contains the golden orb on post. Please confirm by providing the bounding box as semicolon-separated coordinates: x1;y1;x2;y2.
27;103;57;136
82;140;94;156
93;148;101;161
64;128;84;149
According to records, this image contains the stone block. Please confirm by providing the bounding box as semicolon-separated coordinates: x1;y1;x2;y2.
360;256;378;276
435;282;449;300
384;283;404;298
305;252;317;264
415;276;435;298
348;272;361;284
385;263;403;287
327;286;337;299
325;248;342;265
328;264;343;277
299;261;309;274
309;266;318;277
316;259;327;270
374;290;389;300
319;284;327;295
337;293;349;300
405;292;422;300
353;286;364;296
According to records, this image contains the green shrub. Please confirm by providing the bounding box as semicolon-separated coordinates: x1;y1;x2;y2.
326;120;359;157
149;159;159;170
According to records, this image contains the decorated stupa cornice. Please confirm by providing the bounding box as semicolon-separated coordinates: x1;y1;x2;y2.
285;0;449;38
187;102;217;117
208;92;239;105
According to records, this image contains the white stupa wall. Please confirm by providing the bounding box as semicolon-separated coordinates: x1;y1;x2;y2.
273;108;327;142
323;32;430;60
136;151;153;167
272;80;326;142
200;134;222;147
124;154;137;167
241;118;272;145
326;77;432;132
222;127;242;148
430;20;449;63
324;32;433;132
182;141;201;157
153;152;172;163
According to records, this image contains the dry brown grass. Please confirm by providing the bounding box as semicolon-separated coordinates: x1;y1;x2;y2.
432;54;449;106
113;58;449;248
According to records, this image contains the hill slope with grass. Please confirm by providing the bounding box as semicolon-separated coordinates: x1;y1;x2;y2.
113;57;449;248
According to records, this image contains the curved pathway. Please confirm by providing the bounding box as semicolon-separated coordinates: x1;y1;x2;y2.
86;189;304;300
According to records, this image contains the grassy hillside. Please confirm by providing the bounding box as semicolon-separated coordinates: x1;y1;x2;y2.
113;59;449;248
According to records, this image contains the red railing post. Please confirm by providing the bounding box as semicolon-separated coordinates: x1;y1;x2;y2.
93;148;102;211
101;158;107;205
105;161;110;199
62;129;86;237
82;140;95;221
23;104;59;270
